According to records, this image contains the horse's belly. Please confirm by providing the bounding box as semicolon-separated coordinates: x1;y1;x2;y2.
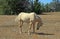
21;16;30;22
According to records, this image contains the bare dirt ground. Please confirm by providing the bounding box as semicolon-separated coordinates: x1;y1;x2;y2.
0;12;60;39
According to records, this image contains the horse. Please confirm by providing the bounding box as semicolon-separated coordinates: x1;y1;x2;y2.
15;12;43;35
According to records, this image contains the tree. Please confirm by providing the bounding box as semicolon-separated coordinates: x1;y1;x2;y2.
45;3;50;12
3;0;31;15
33;0;42;14
29;0;34;12
51;0;60;11
3;0;43;15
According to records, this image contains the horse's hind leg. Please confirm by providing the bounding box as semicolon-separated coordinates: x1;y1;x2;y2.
19;21;23;34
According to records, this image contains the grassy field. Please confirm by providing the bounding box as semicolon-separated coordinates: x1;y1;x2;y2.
0;12;60;39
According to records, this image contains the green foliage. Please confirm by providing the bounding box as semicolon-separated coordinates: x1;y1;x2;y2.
3;5;11;15
44;3;50;12
0;0;31;15
0;0;43;15
49;0;60;12
0;0;6;15
40;3;45;12
1;0;60;15
7;0;32;14
33;0;42;14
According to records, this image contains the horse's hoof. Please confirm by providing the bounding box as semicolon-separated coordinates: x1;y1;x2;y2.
19;32;22;34
19;32;21;34
28;33;31;35
28;32;31;35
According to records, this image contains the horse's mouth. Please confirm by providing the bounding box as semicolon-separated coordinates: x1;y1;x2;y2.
37;28;39;30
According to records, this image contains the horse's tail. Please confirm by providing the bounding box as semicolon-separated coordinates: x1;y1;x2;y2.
15;17;19;22
15;14;21;22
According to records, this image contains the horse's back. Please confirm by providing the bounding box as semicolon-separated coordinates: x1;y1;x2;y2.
17;12;38;22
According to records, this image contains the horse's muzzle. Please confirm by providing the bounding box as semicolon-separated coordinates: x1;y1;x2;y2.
37;27;39;30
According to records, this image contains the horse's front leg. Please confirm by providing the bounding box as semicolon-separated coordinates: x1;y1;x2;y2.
19;21;23;34
28;22;32;35
32;22;35;33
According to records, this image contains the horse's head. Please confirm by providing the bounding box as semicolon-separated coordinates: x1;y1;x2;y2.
37;22;43;30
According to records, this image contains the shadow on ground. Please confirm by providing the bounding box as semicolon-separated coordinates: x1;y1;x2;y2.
41;13;50;15
31;32;54;35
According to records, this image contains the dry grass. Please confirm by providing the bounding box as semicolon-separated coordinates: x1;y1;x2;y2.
0;12;60;39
